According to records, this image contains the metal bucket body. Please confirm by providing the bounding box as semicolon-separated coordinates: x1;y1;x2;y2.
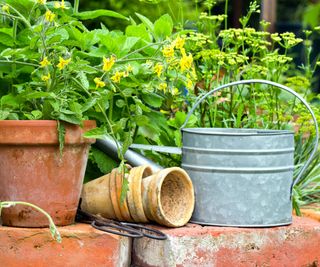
182;128;295;227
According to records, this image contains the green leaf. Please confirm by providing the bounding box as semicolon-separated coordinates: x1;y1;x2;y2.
122;88;134;97
121;131;132;155
116;99;126;108
142;92;163;108
84;127;108;139
74;10;128;21
77;72;89;90
133;97;151;112
46;28;69;46
120;177;129;204
138;125;160;141
154;14;173;40
0;110;10;120
236;103;245;128
99;32;125;55
81;98;98;113
125;24;152;43
91;147;117;174
303;4;320;28
122;37;140;52
16;28;33;46
57;121;66;156
58;113;81;125
3;0;34;17
133;114;149;126
168;111;197;128
112;118;128;133
0;32;14;47
22;92;55;99
0;94;22;108
135;13;154;32
24;110;43;120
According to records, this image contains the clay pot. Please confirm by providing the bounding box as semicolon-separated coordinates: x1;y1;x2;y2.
81;172;116;219
81;165;151;223
0;120;96;227
127;165;152;223
109;168;133;222
141;167;195;227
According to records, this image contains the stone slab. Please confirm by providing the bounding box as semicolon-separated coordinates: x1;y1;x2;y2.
0;223;131;267
132;216;320;267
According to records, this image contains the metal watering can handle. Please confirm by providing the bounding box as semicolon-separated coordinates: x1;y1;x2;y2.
181;79;319;188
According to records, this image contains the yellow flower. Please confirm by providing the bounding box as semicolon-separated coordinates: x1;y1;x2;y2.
54;0;69;9
111;71;123;83
94;77;105;88
103;56;116;72
172;87;180;95
186;79;193;90
153;63;163;78
180;53;193;72
160;109;169;114
174;36;185;49
126;64;133;72
40;56;51;68
159;83;167;92
44;10;55;22
2;4;10;13
162;45;174;58
56;57;71;70
37;0;46;4
41;73;51;82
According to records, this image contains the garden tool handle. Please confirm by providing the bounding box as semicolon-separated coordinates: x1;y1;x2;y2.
181;79;319;189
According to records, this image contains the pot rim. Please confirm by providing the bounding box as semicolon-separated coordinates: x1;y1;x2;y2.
0;120;96;127
182;127;294;136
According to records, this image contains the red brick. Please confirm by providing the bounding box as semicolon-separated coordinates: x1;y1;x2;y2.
0;223;131;267
132;216;320;267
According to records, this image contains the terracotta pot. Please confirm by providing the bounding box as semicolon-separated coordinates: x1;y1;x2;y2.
80;172;116;219
126;165;152;223
81;165;152;223
0;120;96;227
109;168;133;222
141;167;195;227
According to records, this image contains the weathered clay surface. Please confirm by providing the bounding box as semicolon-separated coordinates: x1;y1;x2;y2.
132;216;320;267
0;223;131;267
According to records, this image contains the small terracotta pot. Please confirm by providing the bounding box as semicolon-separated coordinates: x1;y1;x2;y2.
0;120;96;227
81;173;116;219
127;165;152;223
141;167;195;227
109;168;133;222
81;165;151;223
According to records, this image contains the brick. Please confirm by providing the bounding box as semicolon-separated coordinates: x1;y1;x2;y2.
0;223;131;267
132;216;320;267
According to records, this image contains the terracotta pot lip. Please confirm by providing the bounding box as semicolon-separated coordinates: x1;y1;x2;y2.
0;120;96;127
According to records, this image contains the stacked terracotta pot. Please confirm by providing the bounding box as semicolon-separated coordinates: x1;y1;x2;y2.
81;165;195;227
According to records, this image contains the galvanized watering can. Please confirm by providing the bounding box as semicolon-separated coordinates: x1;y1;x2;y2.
100;79;319;227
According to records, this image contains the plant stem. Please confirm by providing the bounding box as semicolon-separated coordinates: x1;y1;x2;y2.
6;4;31;28
74;0;80;14
224;0;229;29
119;42;165;60
71;77;124;160
12;19;18;77
0;60;39;68
0;12;22;21
0;201;61;243
116;57;163;64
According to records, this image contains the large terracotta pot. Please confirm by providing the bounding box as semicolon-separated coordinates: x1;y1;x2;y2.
0;120;96;227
